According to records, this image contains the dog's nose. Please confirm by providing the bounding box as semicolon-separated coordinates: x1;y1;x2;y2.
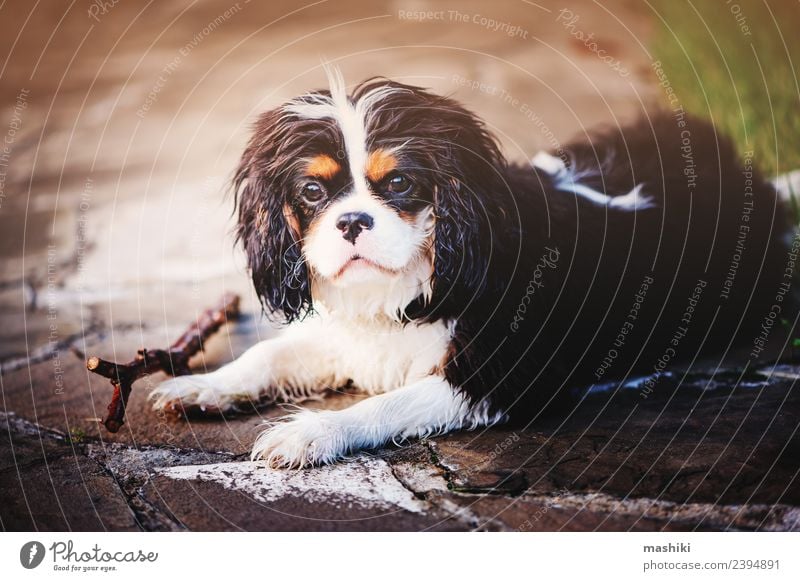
336;211;374;244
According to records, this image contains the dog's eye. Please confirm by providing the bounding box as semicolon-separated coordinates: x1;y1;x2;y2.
385;174;413;195
300;182;325;203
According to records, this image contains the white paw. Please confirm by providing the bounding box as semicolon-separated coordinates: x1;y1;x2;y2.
250;411;345;468
149;374;248;414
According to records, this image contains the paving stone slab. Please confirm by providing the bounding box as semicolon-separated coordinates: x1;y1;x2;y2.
142;455;466;531
0;413;139;532
424;379;799;511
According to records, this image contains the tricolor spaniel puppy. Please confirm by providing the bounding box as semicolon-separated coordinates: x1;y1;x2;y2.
151;69;795;468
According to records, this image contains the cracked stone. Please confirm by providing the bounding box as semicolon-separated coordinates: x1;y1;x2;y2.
426;493;704;532
430;379;800;508
141;453;466;531
0;413;139;531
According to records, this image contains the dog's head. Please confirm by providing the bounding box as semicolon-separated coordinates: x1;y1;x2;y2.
234;69;505;322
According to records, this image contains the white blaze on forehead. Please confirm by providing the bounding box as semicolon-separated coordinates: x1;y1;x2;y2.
285;66;407;193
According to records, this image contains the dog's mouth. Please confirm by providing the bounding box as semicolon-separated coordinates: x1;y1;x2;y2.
333;254;399;279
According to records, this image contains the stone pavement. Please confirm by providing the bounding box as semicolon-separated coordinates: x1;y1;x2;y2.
1;0;798;531
2;361;798;531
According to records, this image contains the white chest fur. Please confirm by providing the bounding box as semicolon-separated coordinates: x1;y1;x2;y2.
285;313;452;394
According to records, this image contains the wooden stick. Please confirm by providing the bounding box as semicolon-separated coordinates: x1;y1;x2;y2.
85;293;241;432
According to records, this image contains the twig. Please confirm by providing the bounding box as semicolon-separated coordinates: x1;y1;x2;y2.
84;293;241;433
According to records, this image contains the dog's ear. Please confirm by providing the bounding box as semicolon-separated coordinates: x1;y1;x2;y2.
425;99;507;316
233;108;311;323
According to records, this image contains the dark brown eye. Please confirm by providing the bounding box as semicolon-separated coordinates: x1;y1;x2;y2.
385;174;413;195
300;182;325;203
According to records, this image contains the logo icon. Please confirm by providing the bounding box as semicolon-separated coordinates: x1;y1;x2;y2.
20;541;45;569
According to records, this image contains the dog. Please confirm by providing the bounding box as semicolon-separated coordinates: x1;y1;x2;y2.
150;68;796;468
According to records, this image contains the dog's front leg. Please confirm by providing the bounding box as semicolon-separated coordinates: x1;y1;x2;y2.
149;320;340;414
251;376;506;468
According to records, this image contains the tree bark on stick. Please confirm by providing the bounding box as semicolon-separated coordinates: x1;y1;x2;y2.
85;293;241;433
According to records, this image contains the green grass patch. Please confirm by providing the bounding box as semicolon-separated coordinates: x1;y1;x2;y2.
648;0;800;176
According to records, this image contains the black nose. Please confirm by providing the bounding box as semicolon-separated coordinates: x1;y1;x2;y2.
336;211;374;244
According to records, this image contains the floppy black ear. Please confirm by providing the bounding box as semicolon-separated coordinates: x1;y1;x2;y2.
233;109;311;323
425;99;508;317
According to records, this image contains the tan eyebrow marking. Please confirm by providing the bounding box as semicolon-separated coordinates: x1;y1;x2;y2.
366;149;397;183
305;154;341;180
